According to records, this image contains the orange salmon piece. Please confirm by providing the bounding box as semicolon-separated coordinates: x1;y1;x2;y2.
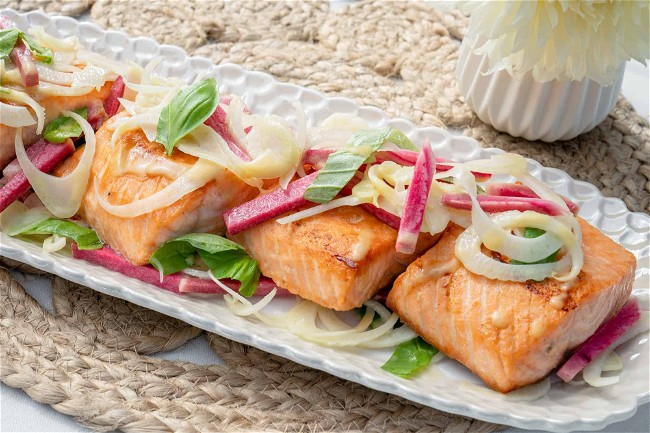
387;219;636;393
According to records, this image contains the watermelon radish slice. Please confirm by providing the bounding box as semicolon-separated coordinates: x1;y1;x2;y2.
2;138;48;181
395;142;435;254
224;172;318;235
0;16;38;87
103;76;125;117
485;182;578;214
441;193;568;216
557;298;641;382
71;243;291;296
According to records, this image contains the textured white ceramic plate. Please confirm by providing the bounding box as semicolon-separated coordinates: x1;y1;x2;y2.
1;9;649;433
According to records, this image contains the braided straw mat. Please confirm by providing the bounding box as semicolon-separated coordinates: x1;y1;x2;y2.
0;1;648;432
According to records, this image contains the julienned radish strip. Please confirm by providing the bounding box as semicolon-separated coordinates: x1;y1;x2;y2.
2;138;48;180
224;172;319;235
360;203;400;230
395;142;435;254
485;182;579;214
71;243;291;296
0;139;74;213
557;298;641;382
204;100;252;161
103;75;125;117
0;16;39;87
441;193;568;216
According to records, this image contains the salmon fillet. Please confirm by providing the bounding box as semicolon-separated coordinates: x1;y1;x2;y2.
231;206;439;311
57;113;258;265
387;219;636;393
0;82;112;169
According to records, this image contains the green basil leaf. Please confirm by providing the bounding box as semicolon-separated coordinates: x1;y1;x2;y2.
149;233;260;297
510;227;558;265
18;31;53;64
155;78;219;155
22;219;103;250
304;127;415;204
381;337;438;378
0;28;19;59
42;107;87;143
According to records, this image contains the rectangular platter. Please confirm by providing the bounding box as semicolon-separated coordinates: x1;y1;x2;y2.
1;9;648;432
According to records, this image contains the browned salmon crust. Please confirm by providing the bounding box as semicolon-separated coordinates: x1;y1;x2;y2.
57;113;258;265
231;206;439;311
387;219;636;393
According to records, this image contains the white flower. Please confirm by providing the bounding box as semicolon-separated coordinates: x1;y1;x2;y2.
451;1;650;85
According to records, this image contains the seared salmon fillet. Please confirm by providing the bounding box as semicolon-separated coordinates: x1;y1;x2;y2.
57;113;258;265
231;206;439;311
387;220;636;393
0;82;112;169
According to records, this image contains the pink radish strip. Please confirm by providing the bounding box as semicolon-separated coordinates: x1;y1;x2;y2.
103;76;125;117
204;104;252;161
302;148;334;169
486;182;579;214
71;244;291;296
0;16;38;87
395;142;435;254
0;139;74;213
374;149;418;166
87;100;108;132
441;193;568;216
557;298;641;382
2;138;48;180
361;204;400;230
224;172;319;235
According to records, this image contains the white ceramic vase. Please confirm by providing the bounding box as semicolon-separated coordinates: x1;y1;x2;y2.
456;39;626;142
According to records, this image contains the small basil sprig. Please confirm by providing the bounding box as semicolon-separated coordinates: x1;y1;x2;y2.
42;107;87;143
155;78;219;155
0;27;53;63
20;219;103;250
381;337;438;378
149;233;260;297
304;127;417;204
510;227;559;265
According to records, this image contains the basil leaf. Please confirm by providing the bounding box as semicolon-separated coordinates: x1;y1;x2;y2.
42;107;87;143
510;227;558;265
149;233;260;297
21;219;103;250
19;31;53;64
381;337;438;378
0;28;19;59
155;78;219;155
304;127;415;204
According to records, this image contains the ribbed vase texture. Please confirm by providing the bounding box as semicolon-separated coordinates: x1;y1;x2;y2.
456;40;625;142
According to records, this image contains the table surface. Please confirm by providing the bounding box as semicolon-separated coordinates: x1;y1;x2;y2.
0;50;648;433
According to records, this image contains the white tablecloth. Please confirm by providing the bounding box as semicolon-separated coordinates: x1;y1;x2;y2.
1;60;649;433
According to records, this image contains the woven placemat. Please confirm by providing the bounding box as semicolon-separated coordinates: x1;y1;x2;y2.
1;0;649;432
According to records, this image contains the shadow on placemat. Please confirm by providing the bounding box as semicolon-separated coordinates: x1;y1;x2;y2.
0;264;505;432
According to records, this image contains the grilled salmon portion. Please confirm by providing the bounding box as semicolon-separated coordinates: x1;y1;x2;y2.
387;220;636;393
0;82;112;169
231;207;439;311
57;113;258;265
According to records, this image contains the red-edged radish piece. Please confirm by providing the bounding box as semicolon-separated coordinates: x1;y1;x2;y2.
204;102;252;161
0;16;38;87
0;138;74;213
360;204;400;230
178;275;289;296
103;75;125;117
302;148;334;169
395;142;435;254
2;138;48;180
224;172;319;235
87;100;108;132
71;244;291;296
486;182;579;214
374;149;418;166
441;193;568;216
557;298;641;382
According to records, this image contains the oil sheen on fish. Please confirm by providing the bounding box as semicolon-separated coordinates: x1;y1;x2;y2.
387;220;636;393
231;206;439;311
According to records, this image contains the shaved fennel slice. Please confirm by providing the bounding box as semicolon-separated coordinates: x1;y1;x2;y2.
0;102;36;128
34;82;97;97
0;201;52;235
95;158;222;217
602;352;623;372
582;312;650;387
43;234;66;252
279;101;307;187
1;88;45;133
15;111;95;218
276;196;363;224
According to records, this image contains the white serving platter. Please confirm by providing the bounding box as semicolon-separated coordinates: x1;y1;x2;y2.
1;9;648;433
